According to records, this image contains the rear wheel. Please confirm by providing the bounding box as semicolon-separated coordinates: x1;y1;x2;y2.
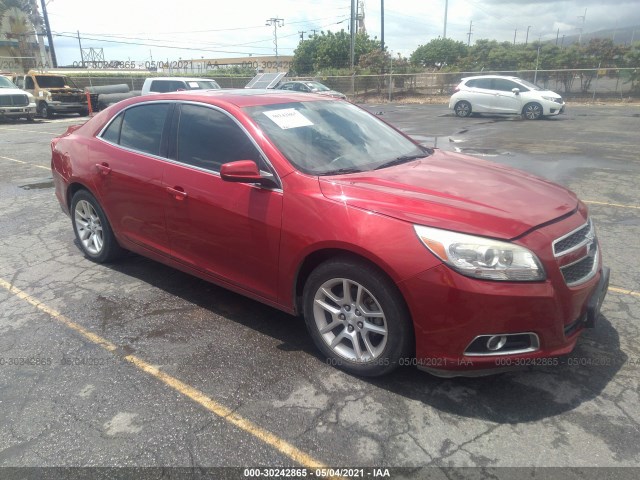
522;102;543;120
303;258;413;376
71;190;123;263
454;100;472;117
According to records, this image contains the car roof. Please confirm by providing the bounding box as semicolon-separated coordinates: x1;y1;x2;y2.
461;75;521;81
123;89;333;108
146;77;218;82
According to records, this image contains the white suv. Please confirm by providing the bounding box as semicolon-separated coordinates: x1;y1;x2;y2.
449;75;565;120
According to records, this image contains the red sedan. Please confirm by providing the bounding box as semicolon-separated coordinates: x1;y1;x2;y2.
51;90;609;377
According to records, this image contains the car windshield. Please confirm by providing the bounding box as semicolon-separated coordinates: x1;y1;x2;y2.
35;75;77;88
188;80;220;90
246;100;429;175
0;77;16;88
516;78;542;91
305;82;330;92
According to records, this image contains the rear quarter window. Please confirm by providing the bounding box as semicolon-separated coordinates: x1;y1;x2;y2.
102;103;171;156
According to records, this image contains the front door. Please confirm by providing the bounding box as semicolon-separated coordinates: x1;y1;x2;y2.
163;103;283;301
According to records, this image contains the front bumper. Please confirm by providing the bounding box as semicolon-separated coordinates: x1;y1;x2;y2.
0;105;36;118
48;102;87;114
399;213;608;377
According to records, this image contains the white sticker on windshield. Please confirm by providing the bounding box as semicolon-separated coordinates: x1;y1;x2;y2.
263;108;314;129
188;81;199;88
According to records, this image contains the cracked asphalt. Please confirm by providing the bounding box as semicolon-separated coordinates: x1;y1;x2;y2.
0;104;639;477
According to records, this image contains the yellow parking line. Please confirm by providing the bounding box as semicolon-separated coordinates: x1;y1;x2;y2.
0;155;49;171
585;200;640;210
0;277;333;472
0;127;59;135
609;286;640;298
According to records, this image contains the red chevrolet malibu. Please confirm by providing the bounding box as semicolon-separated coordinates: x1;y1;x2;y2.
51;90;609;377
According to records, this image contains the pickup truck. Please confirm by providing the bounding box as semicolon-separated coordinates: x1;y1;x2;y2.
11;71;90;118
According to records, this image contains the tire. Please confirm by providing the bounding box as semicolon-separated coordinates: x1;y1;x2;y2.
454;100;472;117
71;190;123;263
303;258;413;376
39;102;52;119
522;102;543;120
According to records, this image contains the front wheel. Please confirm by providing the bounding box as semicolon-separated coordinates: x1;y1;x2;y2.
71;190;123;263
522;102;543;120
303;258;413;376
38;102;52;119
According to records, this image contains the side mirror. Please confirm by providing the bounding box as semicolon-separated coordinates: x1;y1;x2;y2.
220;160;278;188
511;88;520;95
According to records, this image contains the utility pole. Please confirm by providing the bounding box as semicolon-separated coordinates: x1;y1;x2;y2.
381;0;385;51
578;8;587;45
466;21;473;46
443;0;448;39
350;0;356;67
265;18;284;72
77;31;84;68
298;31;306;41
40;0;57;67
525;25;531;45
556;28;560;45
513;28;517;45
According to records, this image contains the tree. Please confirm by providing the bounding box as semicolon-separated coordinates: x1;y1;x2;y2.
291;30;380;75
410;38;468;69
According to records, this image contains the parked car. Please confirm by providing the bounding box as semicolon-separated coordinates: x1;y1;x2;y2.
12;70;90;118
51;89;608;377
0;75;36;121
449;75;565;119
276;80;346;99
141;77;221;95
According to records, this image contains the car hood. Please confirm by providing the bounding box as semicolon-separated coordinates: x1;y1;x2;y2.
0;87;33;97
318;149;578;240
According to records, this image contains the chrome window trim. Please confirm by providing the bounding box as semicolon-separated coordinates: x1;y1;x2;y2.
552;218;594;258
96;99;283;191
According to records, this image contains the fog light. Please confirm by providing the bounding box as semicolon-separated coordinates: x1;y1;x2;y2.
486;335;507;351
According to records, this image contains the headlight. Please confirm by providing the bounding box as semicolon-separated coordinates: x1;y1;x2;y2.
414;225;545;281
542;96;558;102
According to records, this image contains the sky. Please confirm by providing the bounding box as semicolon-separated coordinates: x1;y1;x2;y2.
44;0;640;66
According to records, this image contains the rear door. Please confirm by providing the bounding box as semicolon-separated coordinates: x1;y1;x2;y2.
92;102;173;256
163;102;283;301
465;78;494;112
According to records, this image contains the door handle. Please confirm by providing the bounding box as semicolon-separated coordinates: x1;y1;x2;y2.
166;186;188;200
95;163;111;175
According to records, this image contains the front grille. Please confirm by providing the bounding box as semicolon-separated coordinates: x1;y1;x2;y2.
554;219;599;286
0;94;29;107
560;245;598;286
52;94;85;103
554;222;591;256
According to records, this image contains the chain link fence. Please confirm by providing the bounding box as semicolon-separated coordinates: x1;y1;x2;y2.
61;68;639;103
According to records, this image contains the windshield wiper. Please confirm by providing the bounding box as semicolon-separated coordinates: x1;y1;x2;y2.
320;167;364;176
375;153;428;170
